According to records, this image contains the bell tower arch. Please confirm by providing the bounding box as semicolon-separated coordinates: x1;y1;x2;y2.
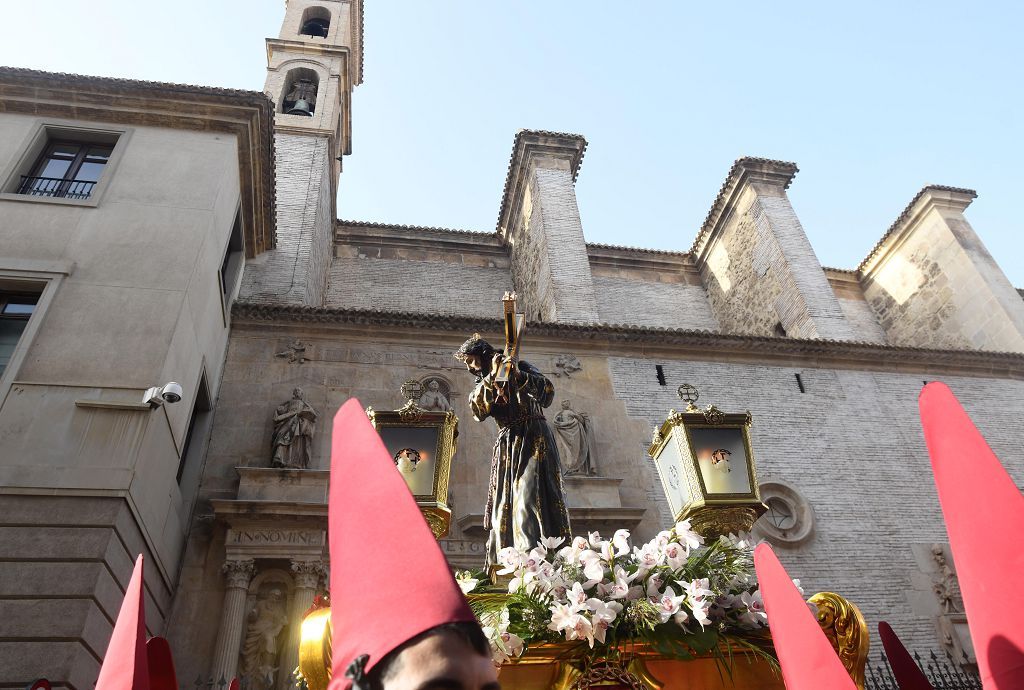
240;0;363;306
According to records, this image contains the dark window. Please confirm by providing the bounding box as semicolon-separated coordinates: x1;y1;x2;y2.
655;364;666;386
0;292;39;376
177;374;212;485
18;140;113;200
220;211;244;313
794;373;805;393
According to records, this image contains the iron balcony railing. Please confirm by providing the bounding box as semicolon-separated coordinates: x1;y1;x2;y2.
17;175;96;200
866;649;982;690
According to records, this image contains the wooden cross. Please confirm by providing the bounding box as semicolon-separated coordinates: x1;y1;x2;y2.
495;291;526;401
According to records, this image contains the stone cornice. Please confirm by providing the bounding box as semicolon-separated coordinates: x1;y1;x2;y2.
0;67;277;257
690;157;799;264
495;129;588;240
231;302;1024;380
858;185;977;279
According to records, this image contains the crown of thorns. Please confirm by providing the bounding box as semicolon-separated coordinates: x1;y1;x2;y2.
453;333;495;362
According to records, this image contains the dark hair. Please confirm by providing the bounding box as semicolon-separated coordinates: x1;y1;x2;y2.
368;621;490;689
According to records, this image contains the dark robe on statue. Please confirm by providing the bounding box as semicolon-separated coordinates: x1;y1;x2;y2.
469;359;571;568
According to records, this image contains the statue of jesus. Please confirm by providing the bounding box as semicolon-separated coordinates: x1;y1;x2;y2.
455;334;571;569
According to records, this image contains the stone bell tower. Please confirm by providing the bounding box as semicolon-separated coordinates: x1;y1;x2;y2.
239;0;363;306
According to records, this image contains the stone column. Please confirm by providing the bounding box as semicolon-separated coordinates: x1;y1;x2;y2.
210;558;256;681
278;560;327;690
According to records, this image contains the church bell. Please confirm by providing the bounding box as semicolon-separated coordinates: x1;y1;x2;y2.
287;99;313;116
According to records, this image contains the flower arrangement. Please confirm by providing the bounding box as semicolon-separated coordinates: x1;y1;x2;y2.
459;522;800;668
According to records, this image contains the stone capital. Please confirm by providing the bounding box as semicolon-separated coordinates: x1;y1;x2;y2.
496;129;588;240
221;558;256;589
290;559;327;590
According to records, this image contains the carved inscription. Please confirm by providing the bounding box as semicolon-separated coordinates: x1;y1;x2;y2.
227;529;325;546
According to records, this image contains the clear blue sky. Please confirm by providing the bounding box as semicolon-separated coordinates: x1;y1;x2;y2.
2;1;1020;284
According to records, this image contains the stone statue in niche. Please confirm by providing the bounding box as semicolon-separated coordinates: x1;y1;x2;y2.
931;544;962;614
240;585;289;690
271;387;318;469
417;378;452;411
552;399;598;476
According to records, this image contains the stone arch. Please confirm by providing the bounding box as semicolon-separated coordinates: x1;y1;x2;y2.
300;6;331;38
418;374;455;411
280;66;320;116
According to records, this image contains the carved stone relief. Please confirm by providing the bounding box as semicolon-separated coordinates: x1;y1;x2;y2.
274;339;308;364
552;353;583;378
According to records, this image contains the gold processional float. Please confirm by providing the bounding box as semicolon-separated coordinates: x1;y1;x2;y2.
298;383;870;690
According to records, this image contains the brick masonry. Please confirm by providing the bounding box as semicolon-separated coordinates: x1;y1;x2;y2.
607;354;1024;656
702;188;855;340
593;276;719;330
239;133;333;306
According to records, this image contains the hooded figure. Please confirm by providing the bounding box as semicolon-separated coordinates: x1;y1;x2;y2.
327;399;498;690
454;333;571;569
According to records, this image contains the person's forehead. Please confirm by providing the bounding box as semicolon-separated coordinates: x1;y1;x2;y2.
390;632;498;689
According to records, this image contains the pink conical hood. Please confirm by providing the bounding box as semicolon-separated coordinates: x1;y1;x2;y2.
95;554;149;690
327;399;475;690
754;543;856;690
919;382;1024;689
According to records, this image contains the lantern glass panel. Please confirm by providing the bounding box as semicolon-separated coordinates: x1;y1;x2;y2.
688;427;752;495
377;426;440;497
652;432;690;516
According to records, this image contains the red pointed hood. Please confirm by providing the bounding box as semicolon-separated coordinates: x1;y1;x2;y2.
754;543;856;690
328;398;475;689
145;638;178;690
878;622;934;690
919;382;1024;688
95;554;149;690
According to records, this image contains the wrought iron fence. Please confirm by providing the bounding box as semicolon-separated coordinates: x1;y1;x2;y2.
17;175;96;200
865;649;982;690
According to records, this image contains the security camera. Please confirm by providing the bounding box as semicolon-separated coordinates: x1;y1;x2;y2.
143;382;184;407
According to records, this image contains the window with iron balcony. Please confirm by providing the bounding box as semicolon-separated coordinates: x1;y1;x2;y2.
18;140;113;200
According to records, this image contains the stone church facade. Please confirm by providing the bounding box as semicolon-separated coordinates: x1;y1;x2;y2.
0;0;1022;687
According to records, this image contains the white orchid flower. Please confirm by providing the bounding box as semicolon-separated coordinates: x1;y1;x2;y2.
548;602;576;632
496;547;523;575
664;542;689;570
645;573;664;600
587;531;605;549
672;609;690;627
674;520;705;551
634;542;663;573
558;536;590;564
586;597;622;623
654;585;686;623
581;556;605;589
607;566;632;600
567;581;589;612
565;613;595;647
739;590;767;628
499;630;524;658
455;571;480;595
611;529;631;556
540;536;565;550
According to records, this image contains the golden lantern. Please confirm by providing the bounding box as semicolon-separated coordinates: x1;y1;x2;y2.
365;380;458;539
647;384;766;538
